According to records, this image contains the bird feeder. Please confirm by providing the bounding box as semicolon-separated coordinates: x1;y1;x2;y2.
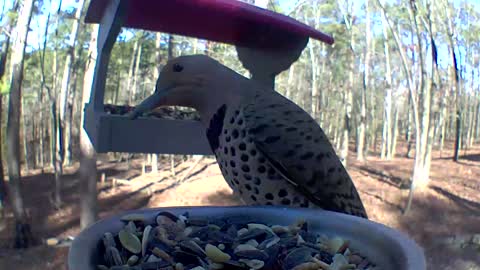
83;0;334;155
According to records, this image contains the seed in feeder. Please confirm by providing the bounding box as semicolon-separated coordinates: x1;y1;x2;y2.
146;254;161;262
105;246;123;266
157;215;175;227
271;225;289;234
258;235;280;249
208;224;222;231
245;239;259;247
311;257;331;269
156;226;177;246
327;236;345;254
152;247;174;263
297;234;306;245
235;249;269;261
142;225;152;257
179;240;206;257
102;232;116;248
247;223;274;233
337;240;350;254
183;227;193;237
237;228;249;236
234;243;258;253
348;254;363;265
289;219;307;234
119;229;142;254
237;228;266;241
109;266;130;270
205;243;231;263
190;267;205;270
176;218;186;231
239;259;265;269
175;263;184;270
127;255;139;266
291;262;322;270
125;221;137;234
98;211;375;270
328;254;352;270
209;262;225;269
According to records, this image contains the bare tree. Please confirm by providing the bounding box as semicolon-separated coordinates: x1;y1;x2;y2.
6;0;36;248
150;33;162;174
0;0;19;215
61;0;86;166
79;24;99;229
380;7;394;160
358;0;371;161
338;0;356;168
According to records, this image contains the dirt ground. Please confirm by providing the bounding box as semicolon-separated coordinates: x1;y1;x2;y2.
0;141;479;270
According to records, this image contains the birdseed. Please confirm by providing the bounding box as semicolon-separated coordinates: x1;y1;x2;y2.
97;211;379;270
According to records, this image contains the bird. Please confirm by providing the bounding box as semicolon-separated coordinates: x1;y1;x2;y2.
128;54;368;219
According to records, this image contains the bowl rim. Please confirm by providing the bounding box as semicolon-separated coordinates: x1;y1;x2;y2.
68;205;426;270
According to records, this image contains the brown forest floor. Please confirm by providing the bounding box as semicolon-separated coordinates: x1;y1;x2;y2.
0;140;479;270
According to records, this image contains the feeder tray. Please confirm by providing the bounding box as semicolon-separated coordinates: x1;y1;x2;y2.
83;0;334;154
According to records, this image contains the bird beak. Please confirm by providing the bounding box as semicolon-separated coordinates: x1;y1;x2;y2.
127;86;171;120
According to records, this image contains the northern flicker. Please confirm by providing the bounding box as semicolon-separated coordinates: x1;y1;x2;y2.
129;55;368;219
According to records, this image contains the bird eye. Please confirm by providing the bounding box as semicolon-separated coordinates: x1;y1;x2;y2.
173;63;184;72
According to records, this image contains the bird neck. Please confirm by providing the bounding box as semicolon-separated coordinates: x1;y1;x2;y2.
196;71;253;127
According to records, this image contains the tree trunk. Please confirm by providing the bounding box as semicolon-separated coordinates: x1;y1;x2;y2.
167;34;177;173
304;9;319;119
59;0;85;167
405;1;437;213
467;67;475;148
285;63;295;99
453;110;461;161
406;95;413;158
474;91;480;144
389;105;399;159
80;25;99;229
132;39;143;102
339;5;355;168
21;98;29;172
381;87;391;160
50;1;63;206
0;0;18;211
380;11;393;160
410;1;430;190
64;70;77;166
6;0;36;248
377;0;427;213
38;97;45;168
341;88;353;167
0;95;5;211
127;38;139;104
319;44;327;127
150;33;162;174
357;0;370;162
54;110;62;206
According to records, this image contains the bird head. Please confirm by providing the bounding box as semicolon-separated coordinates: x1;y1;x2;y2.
128;54;242;120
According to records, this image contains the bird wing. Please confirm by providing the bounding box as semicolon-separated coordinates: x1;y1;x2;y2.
242;90;368;218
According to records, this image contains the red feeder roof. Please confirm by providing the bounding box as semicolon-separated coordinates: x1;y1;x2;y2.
85;0;334;48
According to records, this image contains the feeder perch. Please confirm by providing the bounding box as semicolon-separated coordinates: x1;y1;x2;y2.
83;0;334;155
